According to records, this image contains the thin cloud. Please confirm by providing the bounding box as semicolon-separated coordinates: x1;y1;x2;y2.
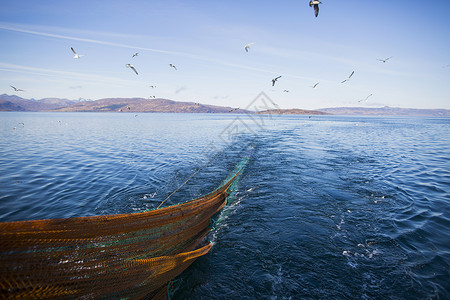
0;62;147;86
0;24;191;57
0;23;315;81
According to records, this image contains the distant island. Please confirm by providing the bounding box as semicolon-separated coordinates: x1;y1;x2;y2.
1;94;449;116
317;106;450;117
256;109;329;115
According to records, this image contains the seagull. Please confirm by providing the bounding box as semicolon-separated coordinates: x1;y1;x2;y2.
311;82;320;89
149;85;156;88
272;76;282;86
358;94;373;103
169;64;177;70
149;96;156;99
132;52;139;58
229;107;240;112
71;47;84;59
127;106;131;110
10;85;24;92
341;71;355;83
377;56;392;63
125;64;138;75
283;90;289;93
309;0;322;17
244;43;255;52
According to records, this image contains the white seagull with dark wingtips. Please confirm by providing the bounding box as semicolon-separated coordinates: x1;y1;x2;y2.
71;47;84;59
132;52;139;58
272;76;282;86
377;56;392;63
244;43;255;52
125;64;138;75
358;94;373;103
10;85;24;92
311;82;320;89
341;71;355;83
309;0;322;17
169;64;177;70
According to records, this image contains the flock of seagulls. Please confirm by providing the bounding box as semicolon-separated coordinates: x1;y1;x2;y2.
10;37;395;109
12;1;441;112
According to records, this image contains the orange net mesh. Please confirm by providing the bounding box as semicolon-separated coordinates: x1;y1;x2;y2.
0;175;236;299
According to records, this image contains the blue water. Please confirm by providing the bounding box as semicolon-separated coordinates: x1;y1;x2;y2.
1;112;449;299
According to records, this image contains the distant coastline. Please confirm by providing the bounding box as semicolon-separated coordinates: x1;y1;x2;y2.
1;94;449;116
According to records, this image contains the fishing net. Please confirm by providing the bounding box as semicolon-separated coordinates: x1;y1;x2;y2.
0;175;236;299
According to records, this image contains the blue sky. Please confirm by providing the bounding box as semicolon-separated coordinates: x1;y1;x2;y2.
1;0;449;110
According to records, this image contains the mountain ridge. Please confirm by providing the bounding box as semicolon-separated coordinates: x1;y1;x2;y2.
1;94;449;116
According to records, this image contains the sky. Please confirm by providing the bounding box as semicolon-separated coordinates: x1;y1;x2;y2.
0;0;449;110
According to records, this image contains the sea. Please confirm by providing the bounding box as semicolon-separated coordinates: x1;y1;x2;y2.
0;111;449;299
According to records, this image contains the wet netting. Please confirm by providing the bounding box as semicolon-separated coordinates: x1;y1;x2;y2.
0;150;251;299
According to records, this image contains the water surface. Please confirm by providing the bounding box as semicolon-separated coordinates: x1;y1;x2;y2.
0;112;449;299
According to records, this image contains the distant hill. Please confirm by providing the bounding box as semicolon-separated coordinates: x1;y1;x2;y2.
318;106;450;117
0;94;250;114
52;97;250;113
2;94;448;116
0;94;78;111
255;108;329;115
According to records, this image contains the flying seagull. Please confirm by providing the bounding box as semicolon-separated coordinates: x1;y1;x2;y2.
311;82;320;89
149;85;156;88
272;76;282;86
169;64;177;70
10;85;24;92
229;107;240;112
377;56;392;63
283;90;289;93
125;64;138;75
309;0;322;17
132;52;139;58
358;94;373;103
71;47;84;59
341;71;355;83
244;43;255;52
